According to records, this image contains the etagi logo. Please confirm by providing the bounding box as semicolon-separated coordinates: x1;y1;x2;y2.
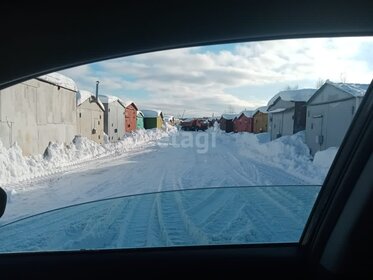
158;132;216;154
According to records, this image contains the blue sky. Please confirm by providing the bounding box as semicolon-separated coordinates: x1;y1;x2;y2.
61;37;373;117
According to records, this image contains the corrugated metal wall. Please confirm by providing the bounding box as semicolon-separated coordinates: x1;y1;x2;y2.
0;79;77;155
77;99;104;144
305;84;359;155
103;101;125;142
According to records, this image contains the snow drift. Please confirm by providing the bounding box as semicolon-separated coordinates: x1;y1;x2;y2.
230;131;332;184
313;147;338;169
0;127;176;187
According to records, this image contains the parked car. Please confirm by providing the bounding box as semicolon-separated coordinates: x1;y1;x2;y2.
180;118;208;131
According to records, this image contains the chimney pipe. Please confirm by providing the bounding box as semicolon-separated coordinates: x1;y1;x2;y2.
95;81;100;100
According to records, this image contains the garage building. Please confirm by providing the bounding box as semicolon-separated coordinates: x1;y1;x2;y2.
233;111;253;133
76;90;105;144
267;89;316;140
0;72;77;155
99;94;125;142
305;81;368;155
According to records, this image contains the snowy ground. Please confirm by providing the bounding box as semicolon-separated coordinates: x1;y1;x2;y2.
0;128;336;252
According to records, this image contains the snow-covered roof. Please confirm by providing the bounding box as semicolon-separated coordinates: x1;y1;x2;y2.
98;94;125;107
221;113;237;120
268;108;287;113
267;88;317;107
123;100;138;109
77;90;105;111
253;106;268;116
238;110;254;118
141;109;163;118
327;81;369;97
77;90;92;106
38;72;78;92
137;110;144;117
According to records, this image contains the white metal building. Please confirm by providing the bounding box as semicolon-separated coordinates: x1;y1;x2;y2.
305;81;368;155
0;72;78;155
77;90;105;144
267;89;316;140
99;94;125;142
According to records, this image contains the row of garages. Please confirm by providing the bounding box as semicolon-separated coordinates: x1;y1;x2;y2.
220;81;369;155
0;73;168;156
219;106;268;134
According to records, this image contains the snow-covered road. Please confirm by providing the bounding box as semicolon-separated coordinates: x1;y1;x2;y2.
0;130;327;252
0;186;319;252
1;131;320;224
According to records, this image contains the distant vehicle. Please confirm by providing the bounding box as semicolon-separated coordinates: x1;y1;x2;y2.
180;118;208;131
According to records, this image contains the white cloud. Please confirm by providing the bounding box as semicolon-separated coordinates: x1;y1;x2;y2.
61;37;373;117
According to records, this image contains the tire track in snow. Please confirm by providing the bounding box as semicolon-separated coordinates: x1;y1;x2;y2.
102;133;318;246
155;191;207;246
113;194;158;248
50;199;133;250
225;187;315;243
1;131;322;249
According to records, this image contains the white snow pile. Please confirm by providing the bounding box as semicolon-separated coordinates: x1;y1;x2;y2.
233;131;330;184
313;147;338;169
0;128;176;187
212;121;220;132
162;121;176;132
255;132;270;143
43;137;107;164
110;127;177;152
38;72;78;92
0;138;109;187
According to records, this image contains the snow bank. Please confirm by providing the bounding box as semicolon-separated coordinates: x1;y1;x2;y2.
0;128;176;187
234;131;331;184
162;122;176;132
255;132;270;143
0;138;108;187
313;147;338;169
109;127;177;153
